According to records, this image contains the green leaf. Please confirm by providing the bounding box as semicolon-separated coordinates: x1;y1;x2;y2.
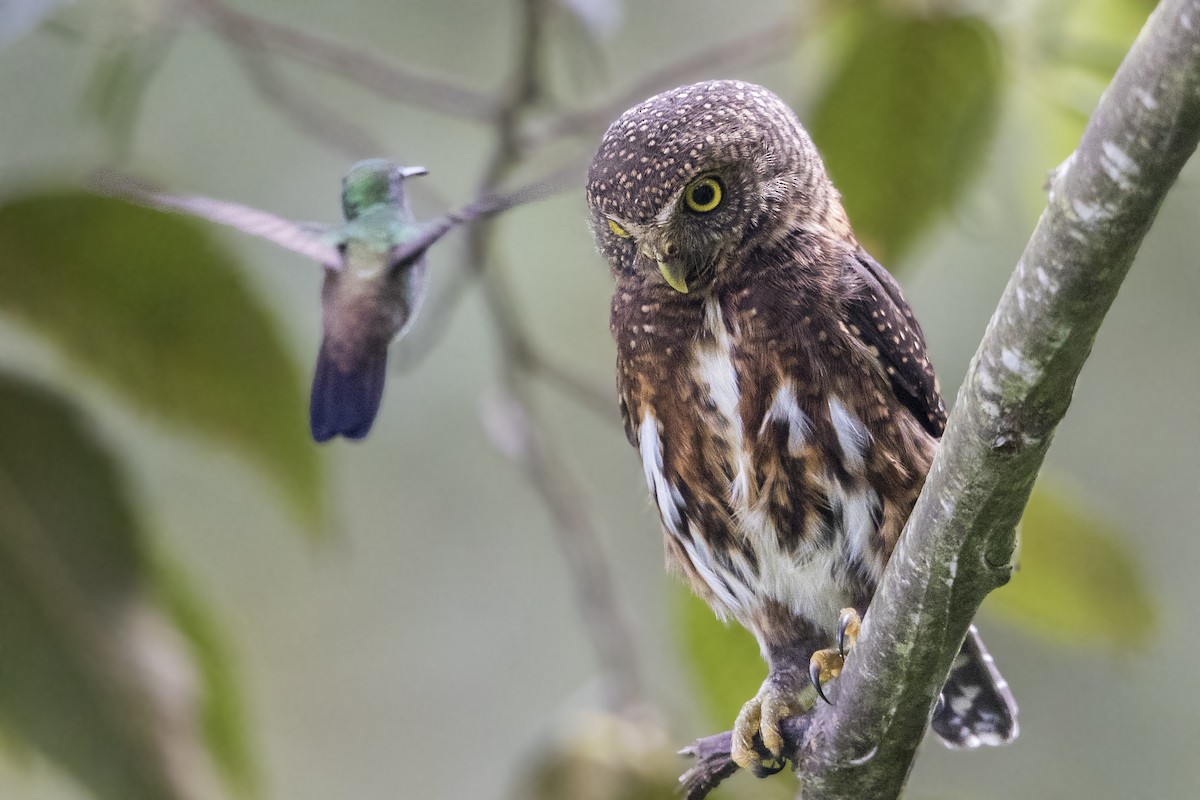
0;373;255;800
810;11;1003;264
985;482;1156;648
1043;0;1153;80
0;189;321;527
1014;0;1155;214
675;586;763;730
155;559;260;798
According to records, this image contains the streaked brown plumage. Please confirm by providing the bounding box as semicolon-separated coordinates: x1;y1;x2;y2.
587;80;1016;771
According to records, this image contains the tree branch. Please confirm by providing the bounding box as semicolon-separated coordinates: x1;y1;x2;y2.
518;18;803;151
464;0;647;712
679;1;1200;796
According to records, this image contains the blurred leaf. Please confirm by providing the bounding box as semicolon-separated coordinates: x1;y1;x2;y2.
0;373;254;800
1040;0;1153;79
676;587;762;730
155;559;259;798
985;482;1156;648
0;190;322;528
810;11;1002;264
1015;0;1154;210
0;0;66;50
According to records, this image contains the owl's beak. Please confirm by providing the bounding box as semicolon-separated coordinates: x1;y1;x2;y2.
656;256;689;294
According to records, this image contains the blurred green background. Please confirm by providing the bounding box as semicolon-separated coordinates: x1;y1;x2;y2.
1;0;1198;798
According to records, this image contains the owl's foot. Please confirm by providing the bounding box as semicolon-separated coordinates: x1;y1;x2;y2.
730;673;817;776
809;608;862;704
679;715;813;800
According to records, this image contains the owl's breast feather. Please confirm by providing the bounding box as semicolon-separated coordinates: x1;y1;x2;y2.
626;294;881;631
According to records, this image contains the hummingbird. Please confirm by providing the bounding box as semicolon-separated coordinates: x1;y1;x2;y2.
94;159;519;442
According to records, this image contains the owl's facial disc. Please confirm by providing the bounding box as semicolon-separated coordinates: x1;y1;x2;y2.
644;174;734;294
603;213;692;293
599;172;733;294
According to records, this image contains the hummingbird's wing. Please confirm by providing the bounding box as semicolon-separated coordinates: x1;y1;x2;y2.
386;193;530;266
91;170;343;268
384;171;565;268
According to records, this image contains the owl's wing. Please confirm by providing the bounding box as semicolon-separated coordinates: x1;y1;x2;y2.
91;170;342;268
844;250;947;438
617;392;639;447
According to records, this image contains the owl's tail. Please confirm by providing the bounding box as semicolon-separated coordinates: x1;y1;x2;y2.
931;625;1019;748
309;339;388;443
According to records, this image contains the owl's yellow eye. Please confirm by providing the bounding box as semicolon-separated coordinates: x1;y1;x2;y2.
608;219;631;238
684;177;723;213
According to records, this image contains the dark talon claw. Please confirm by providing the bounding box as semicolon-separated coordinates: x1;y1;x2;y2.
838;612;853;656
748;754;786;778
810;659;831;705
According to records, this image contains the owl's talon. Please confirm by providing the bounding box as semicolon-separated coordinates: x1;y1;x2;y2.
810;658;832;705
807;608;861;702
808;646;848;705
837;607;861;656
749;754;786;779
730;677;812;774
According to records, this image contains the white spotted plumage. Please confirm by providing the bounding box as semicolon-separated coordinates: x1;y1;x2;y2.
631;297;884;635
638;415;685;535
828;396;871;474
761;383;812;456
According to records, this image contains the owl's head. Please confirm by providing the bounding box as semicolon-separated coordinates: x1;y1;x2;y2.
586;80;848;294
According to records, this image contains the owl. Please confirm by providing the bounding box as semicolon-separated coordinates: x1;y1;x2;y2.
586;81;1017;774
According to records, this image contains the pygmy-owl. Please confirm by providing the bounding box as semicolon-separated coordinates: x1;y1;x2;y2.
586;80;1017;773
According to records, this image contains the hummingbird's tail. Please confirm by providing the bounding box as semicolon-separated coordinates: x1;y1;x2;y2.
309;339;388;443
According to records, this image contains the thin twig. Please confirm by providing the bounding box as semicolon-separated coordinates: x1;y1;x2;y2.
464;0;646;712
529;355;616;423
184;0;385;159
389;153;588;371
197;1;500;122
478;261;644;709
391;255;616;424
482;383;642;712
519;18;804;151
678;717;812;800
